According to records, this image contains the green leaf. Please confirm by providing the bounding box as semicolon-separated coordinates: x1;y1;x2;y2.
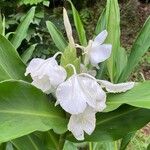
92;141;116;150
46;21;68;52
11;134;45;150
67;0;87;46
0;143;6;150
119;16;150;82
120;132;136;150
86;105;150;142
105;81;150;112
33;130;60;150
20;0;44;5
11;7;35;49
21;44;37;64
0;34;29;81
61;46;80;77
63;141;78;150
105;0;120;82
0;80;67;143
115;47;127;82
95;9;106;36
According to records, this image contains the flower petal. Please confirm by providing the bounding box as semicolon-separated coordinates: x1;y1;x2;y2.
78;76;106;112
94;30;108;45
32;76;53;94
25;58;44;76
68;106;96;140
56;75;87;114
63;8;75;47
99;80;135;93
90;44;112;66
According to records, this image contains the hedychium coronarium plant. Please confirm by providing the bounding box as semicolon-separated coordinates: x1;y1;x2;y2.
0;0;149;150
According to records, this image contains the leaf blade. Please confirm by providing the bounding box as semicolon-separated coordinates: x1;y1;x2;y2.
0;34;29;81
67;0;87;46
46;21;68;51
0;80;67;143
11;7;35;49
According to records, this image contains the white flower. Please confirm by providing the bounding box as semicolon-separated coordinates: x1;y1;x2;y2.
98;80;135;93
85;30;112;67
63;8;75;47
25;53;67;94
68;106;96;140
56;66;106;114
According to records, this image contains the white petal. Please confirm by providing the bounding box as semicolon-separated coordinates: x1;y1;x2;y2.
47;66;67;88
68;106;96;141
90;44;112;66
78;76;106;112
99;80;135;93
63;8;75;47
25;58;44;76
56;75;87;114
32;76;53;94
94;30;108;45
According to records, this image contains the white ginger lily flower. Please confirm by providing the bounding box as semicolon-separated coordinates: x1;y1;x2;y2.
68;106;96;141
56;64;106;115
63;8;75;48
75;30;112;68
25;52;67;94
87;30;112;67
98;80;135;93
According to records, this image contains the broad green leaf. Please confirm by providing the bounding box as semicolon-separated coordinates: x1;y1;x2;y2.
119;16;150;82
21;44;37;64
95;9;106;36
11;7;35;49
0;34;29;81
11;134;45;150
105;81;150;112
120;132;136;150
61;46;80;77
105;0;120;82
147;144;150;150
46;21;68;52
67;0;87;46
0;80;67;143
67;105;150;142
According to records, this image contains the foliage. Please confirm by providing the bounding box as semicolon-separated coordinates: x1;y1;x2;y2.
0;0;149;149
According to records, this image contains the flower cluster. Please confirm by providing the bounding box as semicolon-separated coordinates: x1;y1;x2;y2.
25;8;134;140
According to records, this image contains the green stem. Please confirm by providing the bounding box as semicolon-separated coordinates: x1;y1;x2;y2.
89;142;93;150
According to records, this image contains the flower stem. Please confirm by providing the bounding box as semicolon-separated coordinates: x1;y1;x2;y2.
89;142;93;150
